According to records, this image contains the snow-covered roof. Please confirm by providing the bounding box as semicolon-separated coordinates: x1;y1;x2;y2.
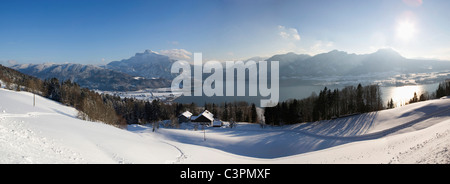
199;110;214;121
179;111;192;118
191;110;214;122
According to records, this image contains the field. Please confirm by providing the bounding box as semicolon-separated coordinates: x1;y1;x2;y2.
1;87;450;163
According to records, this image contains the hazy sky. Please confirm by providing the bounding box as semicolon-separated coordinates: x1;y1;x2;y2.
1;0;450;64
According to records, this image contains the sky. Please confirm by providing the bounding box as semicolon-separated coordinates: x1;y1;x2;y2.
1;0;450;64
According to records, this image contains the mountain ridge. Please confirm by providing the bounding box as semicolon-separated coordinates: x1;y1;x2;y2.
11;63;171;91
10;48;450;92
104;49;176;80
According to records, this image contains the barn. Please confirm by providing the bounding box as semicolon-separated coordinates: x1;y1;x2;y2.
178;111;192;123
191;110;214;125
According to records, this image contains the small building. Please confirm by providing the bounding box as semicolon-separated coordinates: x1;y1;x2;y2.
178;111;193;123
211;120;223;127
191;110;214;125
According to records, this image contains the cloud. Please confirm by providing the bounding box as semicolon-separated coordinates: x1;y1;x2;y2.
159;49;192;61
278;25;301;41
309;41;335;55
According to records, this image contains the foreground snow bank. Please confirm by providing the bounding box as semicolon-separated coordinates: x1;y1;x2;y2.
1;87;450;163
132;97;450;163
0;88;180;163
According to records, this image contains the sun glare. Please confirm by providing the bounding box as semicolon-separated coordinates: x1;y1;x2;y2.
396;20;416;41
389;85;421;107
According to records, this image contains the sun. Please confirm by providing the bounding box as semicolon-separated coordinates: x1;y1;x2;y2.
396;20;416;41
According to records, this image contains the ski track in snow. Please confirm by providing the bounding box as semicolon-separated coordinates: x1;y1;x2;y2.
161;141;188;164
94;143;132;164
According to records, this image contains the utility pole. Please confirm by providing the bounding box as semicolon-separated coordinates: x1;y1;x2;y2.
203;124;206;141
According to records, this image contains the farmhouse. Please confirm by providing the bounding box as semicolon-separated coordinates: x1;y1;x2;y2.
179;110;223;127
191;110;214;125
178;111;193;123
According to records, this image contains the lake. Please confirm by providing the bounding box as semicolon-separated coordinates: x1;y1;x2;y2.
174;78;440;108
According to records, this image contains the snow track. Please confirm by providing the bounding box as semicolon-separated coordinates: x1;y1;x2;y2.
161;141;187;164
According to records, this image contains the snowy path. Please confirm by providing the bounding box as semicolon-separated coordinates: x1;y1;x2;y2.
161;141;188;164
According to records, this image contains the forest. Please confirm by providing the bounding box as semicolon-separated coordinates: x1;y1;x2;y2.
264;84;384;125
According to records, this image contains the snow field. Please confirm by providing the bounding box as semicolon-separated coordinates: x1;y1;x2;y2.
1;87;450;163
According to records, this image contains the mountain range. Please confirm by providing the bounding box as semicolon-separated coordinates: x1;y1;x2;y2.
10;48;450;91
104;49;176;80
11;63;170;91
271;48;450;77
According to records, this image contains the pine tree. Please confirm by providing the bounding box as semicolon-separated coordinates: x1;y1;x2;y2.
223;103;229;121
251;103;257;123
45;78;61;102
387;98;394;109
356;84;364;113
409;92;418;104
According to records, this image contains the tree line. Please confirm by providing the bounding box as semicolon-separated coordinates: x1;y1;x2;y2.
3;64;450;128
264;80;450;126
436;79;450;99
1;65;259;128
264;84;384;126
202;102;258;123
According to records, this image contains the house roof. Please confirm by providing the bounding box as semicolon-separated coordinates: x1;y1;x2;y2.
199;110;214;121
179;111;192;118
191;110;214;122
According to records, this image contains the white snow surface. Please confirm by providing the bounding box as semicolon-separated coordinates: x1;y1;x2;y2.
1;88;450;164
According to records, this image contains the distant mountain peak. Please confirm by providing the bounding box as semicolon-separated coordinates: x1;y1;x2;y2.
106;50;175;80
374;48;400;55
143;49;158;54
372;48;404;59
326;49;348;55
135;49;161;57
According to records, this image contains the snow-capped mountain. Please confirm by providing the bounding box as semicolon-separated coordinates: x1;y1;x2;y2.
11;63;170;91
10;49;450;92
272;48;450;77
105;49;176;80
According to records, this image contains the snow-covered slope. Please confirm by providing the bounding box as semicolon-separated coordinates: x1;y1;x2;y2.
0;88;180;163
1;87;450;163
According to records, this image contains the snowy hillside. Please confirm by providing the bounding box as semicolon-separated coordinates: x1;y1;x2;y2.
1;87;450;163
0;88;180;163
